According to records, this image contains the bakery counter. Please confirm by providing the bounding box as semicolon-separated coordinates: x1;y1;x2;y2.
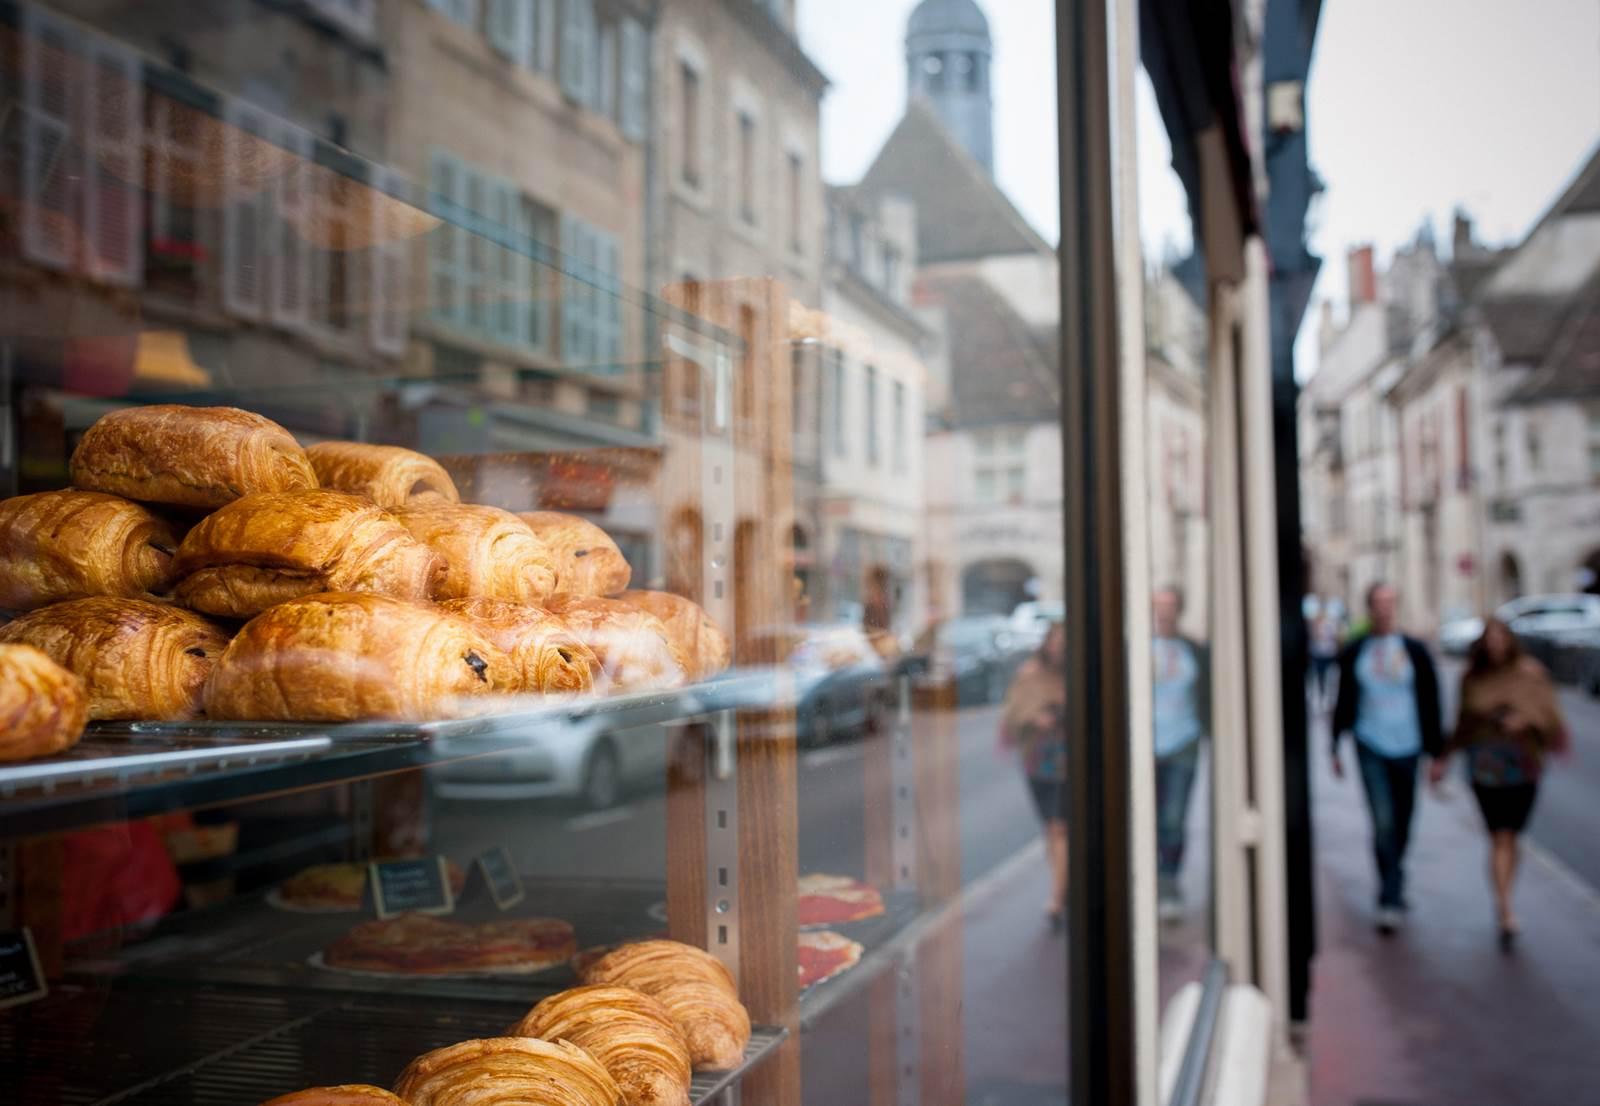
0;670;781;838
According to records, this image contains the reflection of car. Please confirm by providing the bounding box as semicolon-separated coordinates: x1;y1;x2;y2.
1438;615;1484;657
1008;600;1065;651
742;624;892;747
431;716;670;810
1500;594;1600;673
909;615;1029;705
1566;629;1600;696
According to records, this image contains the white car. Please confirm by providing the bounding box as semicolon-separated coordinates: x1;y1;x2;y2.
430;714;672;810
1437;616;1484;656
1008;600;1065;651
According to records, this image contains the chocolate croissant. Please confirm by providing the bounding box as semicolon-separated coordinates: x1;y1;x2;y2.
542;597;689;693
260;1087;408;1106
173;490;444;618
0;490;181;611
204;593;516;722
439;598;601;694
394;1037;622;1106
514;985;692;1106
519;511;632;596
395;504;557;603
0;598;228;720
306;441;460;508
613;591;730;682
581;940;750;1069
0;643;88;762
70;404;318;510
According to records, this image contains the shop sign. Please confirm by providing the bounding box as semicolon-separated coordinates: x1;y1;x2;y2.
0;929;47;1010
370;857;456;919
474;845;526;911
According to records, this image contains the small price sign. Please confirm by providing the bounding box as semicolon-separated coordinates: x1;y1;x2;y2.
370;857;455;919
0;929;47;1010
476;845;525;911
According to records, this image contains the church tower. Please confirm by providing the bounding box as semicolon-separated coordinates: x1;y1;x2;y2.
905;0;995;175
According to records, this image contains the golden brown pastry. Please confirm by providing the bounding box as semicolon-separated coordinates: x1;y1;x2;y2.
0;598;227;720
581;940;750;1069
395;504;557;603
204;593;516;722
172;490;444;618
513;985;691;1106
613;591;730;682
519;511;632;597
542;597;689;693
394;1038;622;1106
70;404;318;510
0;489;181;611
307;441;461;508
260;1087;409;1106
0;643;88;761
439;598;601;695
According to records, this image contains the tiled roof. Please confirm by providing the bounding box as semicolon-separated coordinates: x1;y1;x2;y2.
919;271;1059;427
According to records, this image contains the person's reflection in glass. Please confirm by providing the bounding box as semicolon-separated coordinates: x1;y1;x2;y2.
1000;620;1069;930
1152;586;1209;922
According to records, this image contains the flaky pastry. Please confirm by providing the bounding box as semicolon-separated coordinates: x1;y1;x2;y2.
581;940;750;1069
307;441;461;508
0;643;88;762
518;511;632;597
0;490;181;611
259;1087;408;1106
0;598;227;720
393;1037;622;1106
70;404;317;509
514;985;691;1106
542;597;689;693
395;504;557;603
204;593;515;722
613;591;729;682
439;598;601;694
172;490;443;618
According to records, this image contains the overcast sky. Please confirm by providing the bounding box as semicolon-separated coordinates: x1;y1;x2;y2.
798;0;1600;370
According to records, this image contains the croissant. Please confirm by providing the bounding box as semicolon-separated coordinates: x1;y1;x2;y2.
0;643;88;761
439;598;601;694
513;985;692;1106
259;1087;408;1106
395;504;557;603
173;490;444;618
393;1037;622;1106
0;490;181;611
613;592;730;682
542;597;689;693
518;512;632;597
204;593;516;722
307;441;461;508
0;598;228;720
70;404;318;509
581;940;750;1069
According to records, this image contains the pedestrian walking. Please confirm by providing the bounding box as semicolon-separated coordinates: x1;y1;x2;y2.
1428;617;1570;949
1309;605;1340;708
1152;586;1209;921
1000;620;1068;930
1331;582;1443;934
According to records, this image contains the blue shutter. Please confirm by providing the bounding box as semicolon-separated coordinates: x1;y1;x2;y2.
619;18;647;142
428;150;467;328
560;0;596;105
597;231;621;371
488;0;532;65
560;212;584;363
533;0;557;72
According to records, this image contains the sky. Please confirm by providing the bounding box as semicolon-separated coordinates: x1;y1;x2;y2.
797;0;1600;373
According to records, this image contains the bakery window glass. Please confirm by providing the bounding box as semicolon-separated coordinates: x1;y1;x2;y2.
0;1;1260;1104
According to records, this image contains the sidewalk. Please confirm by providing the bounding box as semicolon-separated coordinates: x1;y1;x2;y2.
1304;709;1600;1106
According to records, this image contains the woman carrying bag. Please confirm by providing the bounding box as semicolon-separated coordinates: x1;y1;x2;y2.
1000;621;1068;930
1429;617;1570;949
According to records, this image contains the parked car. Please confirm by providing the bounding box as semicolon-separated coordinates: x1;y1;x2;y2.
1498;594;1600;676
1566;628;1600;697
908;615;1029;705
740;624;892;747
1437;615;1485;657
1008;600;1065;651
431;714;670;810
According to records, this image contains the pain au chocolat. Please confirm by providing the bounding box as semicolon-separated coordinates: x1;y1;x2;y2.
394;504;557;603
613;591;729;682
514;985;692;1106
0;643;88;762
439;598;601;695
542;596;689;693
0;597;228;720
172;490;443;618
70;404;317;510
0;489;181;611
518;511;632;597
393;1038;622;1106
204;593;516;722
306;441;460;508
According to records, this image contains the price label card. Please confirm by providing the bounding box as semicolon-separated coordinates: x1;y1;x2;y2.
370;857;455;919
0;929;47;1010
476;845;525;911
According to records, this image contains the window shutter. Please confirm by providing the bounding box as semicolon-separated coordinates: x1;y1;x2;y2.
533;0;557;71
370;166;410;357
619;18;647;142
462;166;487;334
488;0;532;65
21;5;78;271
598;231;621;371
82;40;143;286
560;213;596;365
507;195;537;350
560;0;596;105
223;99;270;318
271;123;314;329
597;24;617;121
489;177;519;346
428;150;466;327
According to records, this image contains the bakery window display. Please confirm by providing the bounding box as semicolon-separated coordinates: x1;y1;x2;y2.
581;939;752;1070
395;503;558;604
268;859;468;913
394;1038;623;1106
70;404;318;510
519;511;633;597
513;984;693;1106
440;598;602;695
0;489;181;610
320;912;577;976
172;489;444;618
306;441;461;508
0;643;88;762
543;597;691;694
0;597;228;720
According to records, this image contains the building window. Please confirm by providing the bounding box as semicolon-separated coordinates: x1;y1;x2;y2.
973;425;1026;505
737;111;757;225
561;212;622;370
786;150;804;255
560;0;597;105
619;17;647;141
1525;420;1541;472
427;0;479;28
891;380;906;473
680;61;701;189
956;52;977;91
1588;409;1600;481
865;365;880;466
881;242;901;295
829;348;847;457
922;52;944;92
146;96;202;290
1493;420;1507;485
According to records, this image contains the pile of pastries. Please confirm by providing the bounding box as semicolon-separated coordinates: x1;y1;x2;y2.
260;938;750;1106
0;405;731;762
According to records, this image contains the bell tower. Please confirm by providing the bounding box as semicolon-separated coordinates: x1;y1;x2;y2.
906;0;995;175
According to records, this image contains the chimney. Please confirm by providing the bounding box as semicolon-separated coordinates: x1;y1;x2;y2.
1453;210;1475;260
1347;245;1377;305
